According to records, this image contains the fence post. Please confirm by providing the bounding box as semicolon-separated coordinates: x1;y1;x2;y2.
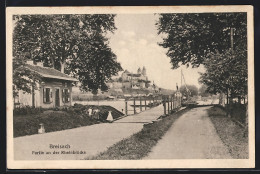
179;95;181;107
140;97;142;111
145;97;147;110
176;95;178;108
167;96;170;114
175;96;177;108
125;100;128;116
177;96;179;108
172;96;174;110
171;96;173;111
173;96;174;109
134;98;136;114
163;97;166;115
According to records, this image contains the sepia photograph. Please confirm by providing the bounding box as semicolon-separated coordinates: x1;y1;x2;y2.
6;6;254;169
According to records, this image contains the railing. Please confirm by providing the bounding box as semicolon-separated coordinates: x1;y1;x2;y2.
162;94;182;116
124;93;182;116
124;95;162;116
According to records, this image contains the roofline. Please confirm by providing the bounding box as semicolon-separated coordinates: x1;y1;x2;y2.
25;65;78;82
40;73;79;82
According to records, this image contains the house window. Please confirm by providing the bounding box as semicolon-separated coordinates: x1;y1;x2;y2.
62;88;70;103
43;87;52;103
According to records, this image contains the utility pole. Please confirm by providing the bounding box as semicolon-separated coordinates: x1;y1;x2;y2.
181;69;190;101
131;72;133;88
229;27;234;105
32;85;35;107
230;27;234;54
181;69;183;89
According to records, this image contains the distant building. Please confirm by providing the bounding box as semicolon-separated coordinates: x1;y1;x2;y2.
148;81;159;92
105;66;161;94
121;66;149;89
137;67;142;74
14;61;78;108
142;66;146;76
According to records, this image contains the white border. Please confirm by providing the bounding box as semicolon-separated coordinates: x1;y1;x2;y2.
6;5;255;169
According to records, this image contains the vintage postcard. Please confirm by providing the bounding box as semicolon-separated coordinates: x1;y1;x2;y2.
6;6;254;169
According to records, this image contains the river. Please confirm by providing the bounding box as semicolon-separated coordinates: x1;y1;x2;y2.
72;99;159;115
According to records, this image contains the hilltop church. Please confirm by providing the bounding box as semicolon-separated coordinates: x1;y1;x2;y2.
120;66;150;89
122;66;147;82
107;66;152;90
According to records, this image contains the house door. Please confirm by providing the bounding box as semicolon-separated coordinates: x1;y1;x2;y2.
55;89;60;107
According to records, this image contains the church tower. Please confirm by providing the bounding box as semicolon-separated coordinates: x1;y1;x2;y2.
137;67;141;74
142;66;146;76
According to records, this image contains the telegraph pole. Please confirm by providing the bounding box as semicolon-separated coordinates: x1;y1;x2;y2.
181;69;183;88
229;27;234;105
230;27;234;54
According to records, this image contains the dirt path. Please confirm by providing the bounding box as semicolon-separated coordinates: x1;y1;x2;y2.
14;105;164;160
145;106;232;159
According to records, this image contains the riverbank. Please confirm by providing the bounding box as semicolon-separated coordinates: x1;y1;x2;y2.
73;99;161;115
13;104;124;137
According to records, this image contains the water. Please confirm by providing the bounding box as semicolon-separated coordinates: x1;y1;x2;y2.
72;99;159;115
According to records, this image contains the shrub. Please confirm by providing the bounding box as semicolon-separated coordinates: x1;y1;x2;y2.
13;106;44;115
13;104;124;137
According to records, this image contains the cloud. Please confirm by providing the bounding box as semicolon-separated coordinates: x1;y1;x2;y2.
147;33;156;39
120;48;129;54
121;31;136;38
118;41;126;46
138;39;148;45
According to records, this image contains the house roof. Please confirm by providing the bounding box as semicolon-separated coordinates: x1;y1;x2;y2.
127;73;141;77
25;64;78;82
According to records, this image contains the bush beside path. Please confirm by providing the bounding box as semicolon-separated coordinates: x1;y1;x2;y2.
14;104;124;137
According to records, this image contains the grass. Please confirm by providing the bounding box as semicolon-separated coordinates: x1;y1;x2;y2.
225;103;247;124
85;107;190;160
207;106;248;159
13;104;124;137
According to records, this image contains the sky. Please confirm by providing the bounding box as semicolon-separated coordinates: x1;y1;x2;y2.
108;14;205;90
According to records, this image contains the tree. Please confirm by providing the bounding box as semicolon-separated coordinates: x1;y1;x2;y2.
199;50;247;103
199;84;210;97
156;13;247;69
13;57;41;99
157;13;247;103
13;14;122;96
180;85;198;97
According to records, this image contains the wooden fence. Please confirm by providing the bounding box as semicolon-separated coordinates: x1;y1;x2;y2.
124;93;182;116
124;95;162;116
162;94;182;116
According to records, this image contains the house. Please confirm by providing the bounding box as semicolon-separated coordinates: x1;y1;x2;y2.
15;61;78;108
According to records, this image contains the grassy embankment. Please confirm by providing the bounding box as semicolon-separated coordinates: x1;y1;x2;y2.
207;106;248;159
86;107;190;160
13;104;124;137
